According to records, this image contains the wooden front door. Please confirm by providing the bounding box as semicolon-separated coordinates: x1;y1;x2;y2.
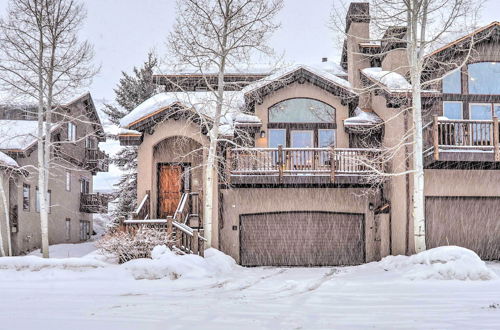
158;164;183;218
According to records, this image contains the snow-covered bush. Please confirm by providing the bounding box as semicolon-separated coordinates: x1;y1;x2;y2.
96;227;173;263
380;246;497;281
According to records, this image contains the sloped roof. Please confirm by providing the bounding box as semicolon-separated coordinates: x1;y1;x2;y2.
427;22;500;57
0;120;61;152
0;151;18;168
361;67;411;92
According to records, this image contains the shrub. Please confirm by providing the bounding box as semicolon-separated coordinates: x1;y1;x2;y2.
96;227;173;263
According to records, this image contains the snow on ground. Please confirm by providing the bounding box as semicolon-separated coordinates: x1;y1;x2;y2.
0;245;499;330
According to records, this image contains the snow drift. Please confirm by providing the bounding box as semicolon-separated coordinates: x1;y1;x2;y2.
0;255;107;272
122;246;238;280
380;246;497;281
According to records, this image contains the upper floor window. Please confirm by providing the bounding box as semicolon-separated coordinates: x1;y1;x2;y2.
442;69;461;94
269;98;335;123
67;122;77;142
22;184;30;211
468;62;500;94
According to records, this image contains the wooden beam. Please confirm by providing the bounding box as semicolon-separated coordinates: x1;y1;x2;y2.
433;115;440;161
494;116;499;161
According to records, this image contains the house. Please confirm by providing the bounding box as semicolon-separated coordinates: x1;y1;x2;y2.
0;93;109;255
118;3;500;266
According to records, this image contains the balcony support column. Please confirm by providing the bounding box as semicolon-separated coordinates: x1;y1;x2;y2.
432;115;439;161
494;116;499;161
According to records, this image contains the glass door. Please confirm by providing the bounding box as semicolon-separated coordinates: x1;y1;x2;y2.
291;130;313;170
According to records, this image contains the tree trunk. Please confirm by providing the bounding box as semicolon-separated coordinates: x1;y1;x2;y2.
408;1;426;253
0;174;10;256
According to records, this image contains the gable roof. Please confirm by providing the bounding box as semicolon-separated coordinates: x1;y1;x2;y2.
62;92;105;141
242;64;357;105
428;21;500;57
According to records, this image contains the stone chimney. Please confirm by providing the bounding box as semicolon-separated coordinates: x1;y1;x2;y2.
381;26;409;76
345;2;371;90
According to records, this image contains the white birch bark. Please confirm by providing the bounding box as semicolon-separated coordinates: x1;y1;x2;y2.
0;174;11;257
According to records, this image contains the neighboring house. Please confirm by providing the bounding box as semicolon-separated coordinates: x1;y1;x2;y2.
0;93;109;255
119;3;500;266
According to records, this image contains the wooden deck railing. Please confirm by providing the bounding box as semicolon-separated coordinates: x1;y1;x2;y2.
227;147;382;181
425;115;500;161
85;148;109;172
132;191;150;220
80;193;108;213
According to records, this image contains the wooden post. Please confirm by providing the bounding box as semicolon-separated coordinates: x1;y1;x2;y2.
278;144;283;183
330;146;335;183
433;115;439;161
192;230;199;255
166;216;173;238
494;117;499;161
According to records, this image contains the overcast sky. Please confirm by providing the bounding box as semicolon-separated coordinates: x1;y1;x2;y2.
0;0;499;106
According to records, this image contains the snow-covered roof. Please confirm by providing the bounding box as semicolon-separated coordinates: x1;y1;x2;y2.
242;64;353;95
0;120;61;151
0;151;18;168
156;63;273;76
361;67;411;92
118;128;142;136
119;91;261;137
344;108;383;127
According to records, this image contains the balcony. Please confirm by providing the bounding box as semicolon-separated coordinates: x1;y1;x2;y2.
80;193;109;213
84;148;109;173
424;116;500;167
226;147;383;185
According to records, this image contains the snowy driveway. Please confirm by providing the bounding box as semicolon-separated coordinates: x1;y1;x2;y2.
0;258;499;330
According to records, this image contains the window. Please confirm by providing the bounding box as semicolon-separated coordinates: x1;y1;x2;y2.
269;98;335;123
468;62;500;94
318;129;336;147
22;184;30;211
268;129;286;147
35;188;51;213
80;220;91;241
442;69;462;94
65;171;71;191
65;219;71;241
67;122;77;142
470;103;492;120
291;130;313;148
85;137;97;149
443;102;463;119
80;178;90;194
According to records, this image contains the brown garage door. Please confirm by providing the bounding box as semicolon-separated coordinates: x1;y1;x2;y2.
240;212;364;266
426;197;500;260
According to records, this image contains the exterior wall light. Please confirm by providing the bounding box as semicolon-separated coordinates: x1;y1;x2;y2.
260;130;266;138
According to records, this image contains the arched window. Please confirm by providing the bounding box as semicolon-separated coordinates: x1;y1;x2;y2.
468;62;500;94
267;98;336;148
269;98;335;123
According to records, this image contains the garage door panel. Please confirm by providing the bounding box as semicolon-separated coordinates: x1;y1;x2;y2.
240;212;364;266
426;197;500;260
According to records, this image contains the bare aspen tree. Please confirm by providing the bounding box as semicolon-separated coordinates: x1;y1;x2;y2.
167;0;283;247
331;0;482;253
0;0;95;258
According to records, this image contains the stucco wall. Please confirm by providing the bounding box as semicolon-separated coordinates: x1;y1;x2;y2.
253;81;351;148
11;151;93;255
220;187;381;264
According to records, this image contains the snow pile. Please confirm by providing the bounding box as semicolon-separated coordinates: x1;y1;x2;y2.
362;67;411;92
0;255;107;272
344;107;383;126
0;151;18;167
29;242;97;259
380;246;497;281
122;246;238;280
